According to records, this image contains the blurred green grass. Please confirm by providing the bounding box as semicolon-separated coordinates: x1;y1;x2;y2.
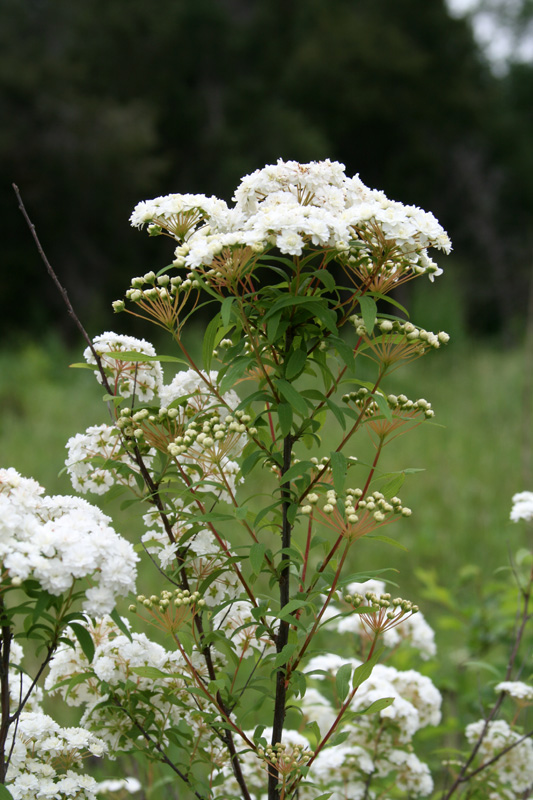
0;335;527;593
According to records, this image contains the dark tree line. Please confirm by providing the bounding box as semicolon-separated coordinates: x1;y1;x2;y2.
2;0;532;340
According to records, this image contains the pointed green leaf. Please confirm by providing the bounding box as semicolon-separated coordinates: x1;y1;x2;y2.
250;542;267;574
110;608;133;642
336;662;353;703
358;295;377;332
356;696;395;715
221;297;234;327
275;379;308;417
330;451;347;493
278;403;293;437
68;623;95;664
285;349;308;380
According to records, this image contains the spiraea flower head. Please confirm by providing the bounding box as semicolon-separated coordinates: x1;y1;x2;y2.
84;332;163;402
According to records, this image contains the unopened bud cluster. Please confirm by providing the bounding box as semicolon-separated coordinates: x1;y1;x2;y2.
342;388;434;419
345;591;419;635
256;742;314;773
120;270;200;306
350;315;449;349
115;405;179;446
130;588;205;612
345;591;418;616
304;487;411;523
168;409;256;457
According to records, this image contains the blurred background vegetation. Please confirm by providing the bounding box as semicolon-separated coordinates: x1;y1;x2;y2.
2;0;533;342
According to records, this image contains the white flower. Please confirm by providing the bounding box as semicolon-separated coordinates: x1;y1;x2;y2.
510;491;533;522
84;332;163;402
496;680;533;701
465;719;533;793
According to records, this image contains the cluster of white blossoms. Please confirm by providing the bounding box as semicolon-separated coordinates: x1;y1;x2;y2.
465;720;533;794
496;680;533;702
510;490;533;522
45;616;223;755
130;159;451;287
298;653;441;798
65;423;153;495
6;711;108;800
84;332;163;402
0;468;138;614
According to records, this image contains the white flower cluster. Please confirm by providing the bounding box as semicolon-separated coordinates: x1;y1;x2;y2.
6;711;107;800
84;332;163;402
465;719;533;794
299;653;441;797
510;490;533;522
65;423;153;496
0;468;138;614
335;579;437;659
45;616;221;754
131;159;451;285
496;680;533;702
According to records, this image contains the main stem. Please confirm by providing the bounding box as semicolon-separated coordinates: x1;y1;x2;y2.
268;429;294;800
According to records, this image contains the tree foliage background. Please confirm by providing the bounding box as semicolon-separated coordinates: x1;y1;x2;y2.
2;0;533;340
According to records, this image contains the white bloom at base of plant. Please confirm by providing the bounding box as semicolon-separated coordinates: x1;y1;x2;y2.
6;711;107;800
496;680;533;701
0;471;138;615
46;616;222;755
84;332;163;402
510;491;533;522
465;719;533;793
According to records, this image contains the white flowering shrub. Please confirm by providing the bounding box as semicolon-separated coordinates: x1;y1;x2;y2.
6;160;533;799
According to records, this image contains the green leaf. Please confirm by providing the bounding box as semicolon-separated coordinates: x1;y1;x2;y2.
311;268;336;292
379;472;406;498
131;666;170;679
110;608;133;642
335;662;352;703
273;643;297;669
356;696;395;715
285;349;308;380
358;295;377;332
0;784;15;799
68;622;95;664
330;451;347;494
366;534;408;551
221;297;234;327
278;403;293;437
326;398;346;430
241;449;266;478
352;648;383;688
202;312;221;373
464;660;501;678
275;379;308;417
281;460;315;486
250;542;267;574
372;392;393;422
